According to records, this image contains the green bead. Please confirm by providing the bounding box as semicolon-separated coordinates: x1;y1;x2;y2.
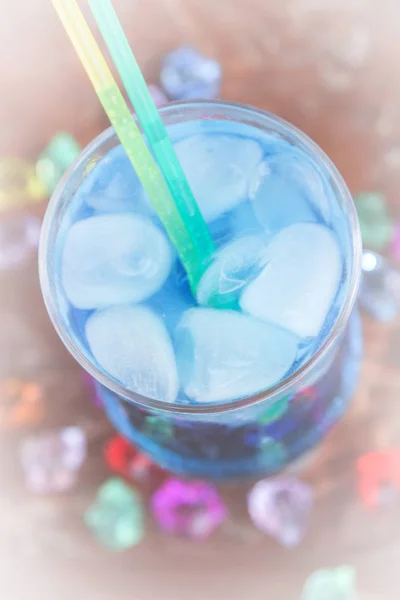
355;192;394;250
36;132;81;194
301;566;357;600
144;416;174;441
259;437;287;467
84;478;144;551
257;394;291;425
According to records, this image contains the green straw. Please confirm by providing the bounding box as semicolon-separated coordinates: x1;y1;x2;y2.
51;0;213;294
88;0;215;278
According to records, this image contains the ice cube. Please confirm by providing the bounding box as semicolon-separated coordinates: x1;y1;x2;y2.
81;146;152;216
62;214;173;309
174;134;263;223
175;308;298;403
250;152;329;231
196;234;269;308
240;223;342;338
86;305;179;403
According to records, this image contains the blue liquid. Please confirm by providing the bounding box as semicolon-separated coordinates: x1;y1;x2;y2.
54;117;361;479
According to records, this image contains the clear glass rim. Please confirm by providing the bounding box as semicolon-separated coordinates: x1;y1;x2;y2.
39;99;362;415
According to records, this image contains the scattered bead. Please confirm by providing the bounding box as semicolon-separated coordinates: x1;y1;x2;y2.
356;449;400;509
301;566;357;600
390;222;400;262
36;132;81;194
0;158;47;210
147;84;168;107
354;192;394;250
160;46;221;101
360;251;400;321
104;434;164;485
247;477;313;547
144;415;174;442
0;379;44;428
0;214;41;269
84;478;144;551
20;426;87;494
151;478;226;540
257;394;291;425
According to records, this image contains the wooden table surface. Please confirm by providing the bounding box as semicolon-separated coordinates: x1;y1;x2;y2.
1;0;400;598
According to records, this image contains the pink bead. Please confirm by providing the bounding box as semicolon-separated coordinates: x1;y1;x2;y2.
248;477;313;547
151;478;226;540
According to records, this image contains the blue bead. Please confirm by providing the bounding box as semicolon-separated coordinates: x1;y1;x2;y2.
160;46;221;101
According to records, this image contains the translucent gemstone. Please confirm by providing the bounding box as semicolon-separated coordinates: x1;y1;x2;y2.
0;379;45;428
84;478;144;550
104;434;164;486
390;222;400;262
301;566;357;600
151;478;227;540
0;214;41;269
355;192;394;250
147;84;168;107
160;46;221;100
359;251;400;321
247;477;313;547
356;449;400;509
257;395;291;425
20;426;87;493
36;132;81;194
0;158;47;210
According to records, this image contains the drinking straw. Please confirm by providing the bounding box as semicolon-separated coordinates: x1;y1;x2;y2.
88;0;215;273
51;0;213;293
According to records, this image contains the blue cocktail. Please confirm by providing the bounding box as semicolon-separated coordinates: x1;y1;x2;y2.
39;101;362;479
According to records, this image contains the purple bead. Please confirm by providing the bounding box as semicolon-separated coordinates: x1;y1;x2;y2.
20;426;87;494
151;478;227;540
160;46;221;101
247;477;313;547
0;214;41;269
360;251;400;321
147;84;168;107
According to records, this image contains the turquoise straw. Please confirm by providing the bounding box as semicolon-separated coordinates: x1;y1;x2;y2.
88;0;215;288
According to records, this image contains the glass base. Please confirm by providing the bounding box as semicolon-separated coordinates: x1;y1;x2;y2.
100;310;363;481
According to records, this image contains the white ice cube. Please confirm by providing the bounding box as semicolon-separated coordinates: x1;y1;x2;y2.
62;214;173;309
250;152;330;230
86;305;179;403
240;223;342;338
196;234;269;307
175;308;299;403
82;146;152;216
174;134;263;222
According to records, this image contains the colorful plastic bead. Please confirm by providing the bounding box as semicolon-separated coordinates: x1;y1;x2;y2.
147;84;168;107
390;222;400;262
0;379;44;428
36;132;81;194
151;478;227;540
359;251;400;321
354;192;394;250
247;477;313;547
257;394;291;425
160;46;221;100
20;426;87;494
0;158;47;210
104;435;164;485
0;214;41;269
144;415;174;441
356;449;400;509
301;566;357;600
84;478;144;551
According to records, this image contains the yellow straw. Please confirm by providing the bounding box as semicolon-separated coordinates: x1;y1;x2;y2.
51;0;207;292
